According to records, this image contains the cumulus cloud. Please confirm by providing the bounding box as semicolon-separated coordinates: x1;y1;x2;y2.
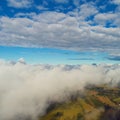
94;12;120;26
7;0;33;8
0;60;120;120
0;10;120;54
0;1;120;55
68;2;98;21
78;3;98;20
18;58;26;64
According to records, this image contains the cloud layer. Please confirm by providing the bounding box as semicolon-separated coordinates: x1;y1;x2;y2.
0;11;120;52
0;0;120;55
0;60;120;120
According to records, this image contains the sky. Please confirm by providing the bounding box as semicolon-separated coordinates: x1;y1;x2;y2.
0;1;120;119
0;0;120;64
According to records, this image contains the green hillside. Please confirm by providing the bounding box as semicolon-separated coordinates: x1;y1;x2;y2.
39;85;120;120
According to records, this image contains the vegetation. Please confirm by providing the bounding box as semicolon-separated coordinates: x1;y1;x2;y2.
39;85;120;120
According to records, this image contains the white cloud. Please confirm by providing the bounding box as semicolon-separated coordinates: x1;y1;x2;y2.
0;1;120;54
18;58;26;64
0;10;120;54
73;0;86;6
7;0;33;8
78;3;98;19
94;13;118;26
32;12;67;23
0;60;120;120
14;12;36;18
36;5;48;11
68;2;98;22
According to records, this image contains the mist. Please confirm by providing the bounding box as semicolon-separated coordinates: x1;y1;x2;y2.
0;59;120;120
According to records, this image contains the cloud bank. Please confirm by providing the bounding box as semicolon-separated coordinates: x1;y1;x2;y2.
0;60;120;120
0;0;120;55
0;11;120;53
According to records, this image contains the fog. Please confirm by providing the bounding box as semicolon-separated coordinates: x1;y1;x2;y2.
0;60;120;120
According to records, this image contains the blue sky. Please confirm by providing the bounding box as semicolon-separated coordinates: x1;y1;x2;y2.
0;0;120;64
0;46;119;64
